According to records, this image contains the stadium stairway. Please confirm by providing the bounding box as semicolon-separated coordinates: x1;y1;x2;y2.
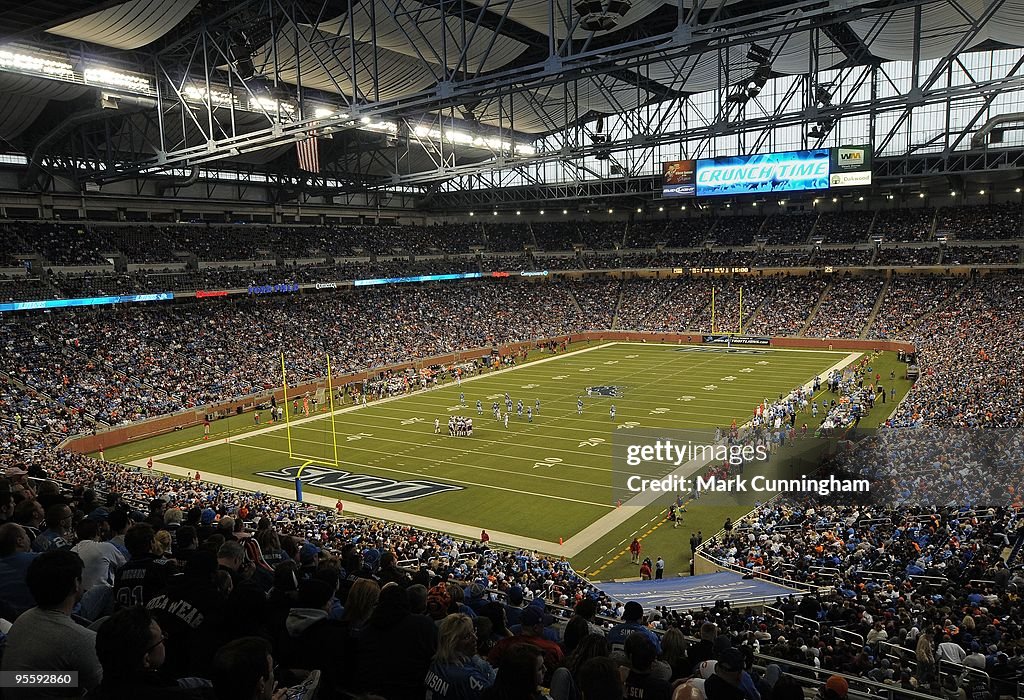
610;284;626;328
907;277;972;334
861;276;891;338
798;280;833;336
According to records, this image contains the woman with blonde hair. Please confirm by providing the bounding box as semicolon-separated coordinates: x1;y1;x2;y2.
425;613;496;699
342;577;381;630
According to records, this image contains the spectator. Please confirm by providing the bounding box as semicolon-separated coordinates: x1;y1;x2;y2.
32;502;73;552
354;582;438;699
425;613;496;699
621;633;672;700
608;602;662;654
210;636;285;700
91;606;209;698
71;517;126;590
0;550;103;697
113;522;173;607
481;643;550;700
0;522;38;618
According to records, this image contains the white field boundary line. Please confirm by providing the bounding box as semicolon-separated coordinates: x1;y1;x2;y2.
132;341;619;466
559;351;863;557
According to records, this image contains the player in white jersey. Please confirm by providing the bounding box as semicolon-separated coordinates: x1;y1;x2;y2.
503;413;509;429
477;400;483;415
434;418;440;434
610;404;616;420
460;392;465;405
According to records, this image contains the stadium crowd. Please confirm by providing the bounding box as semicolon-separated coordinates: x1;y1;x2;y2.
0;256;1023;698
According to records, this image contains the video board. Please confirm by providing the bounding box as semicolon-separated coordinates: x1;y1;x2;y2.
662;145;872;198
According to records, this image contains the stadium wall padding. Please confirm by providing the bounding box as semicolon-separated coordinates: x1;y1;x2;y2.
63;333;915;454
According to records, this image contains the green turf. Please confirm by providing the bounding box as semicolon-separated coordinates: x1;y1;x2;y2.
98;342;856;545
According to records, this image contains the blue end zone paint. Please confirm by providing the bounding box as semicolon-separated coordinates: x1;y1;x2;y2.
599;571;804;609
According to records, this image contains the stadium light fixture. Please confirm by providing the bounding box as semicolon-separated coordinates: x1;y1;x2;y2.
469;212;474;216
859;196;865;201
1017;188;1022;193
563;209;568;214
0;46;74;80
979;189;985;195
516;210;521;215
725;203;731;208
84;67;153;94
779;200;785;206
919;193;925;198
658;206;664;212
493;211;498;216
951;191;957;196
636;208;642;213
752;202;757;207
540;210;545;215
681;205;686;210
608;208;614;214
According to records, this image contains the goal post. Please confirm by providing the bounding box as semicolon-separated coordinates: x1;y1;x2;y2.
710;285;746;336
280;352;340;467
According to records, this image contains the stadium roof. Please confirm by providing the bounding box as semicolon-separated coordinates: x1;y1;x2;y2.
2;0;1024;198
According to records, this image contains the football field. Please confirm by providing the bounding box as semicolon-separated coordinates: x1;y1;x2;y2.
102;342;857;557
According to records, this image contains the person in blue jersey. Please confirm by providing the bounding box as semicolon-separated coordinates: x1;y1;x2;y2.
425;613;496;700
607;601;661;654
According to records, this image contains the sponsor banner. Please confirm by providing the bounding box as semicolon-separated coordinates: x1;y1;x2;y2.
830;144;872;173
255;465;463;502
314;282;338;290
0;292;173;313
662;159;696;197
829;170;872;187
520;270;549;277
195;290;229;298
248;282;300;296
354;272;483;287
702;335;770;346
695;149;830;197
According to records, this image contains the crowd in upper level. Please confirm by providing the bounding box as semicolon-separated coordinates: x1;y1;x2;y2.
1;203;1022;269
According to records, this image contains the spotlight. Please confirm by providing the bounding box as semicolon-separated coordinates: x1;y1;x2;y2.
747;43;772;64
636;208;641;213
469;212;474;216
979;189;985;195
608;208;613;214
658;206;664;212
540;210;545;214
573;0;603;14
563;209;568;214
606;0;632;15
580;13;617;30
516;210;521;215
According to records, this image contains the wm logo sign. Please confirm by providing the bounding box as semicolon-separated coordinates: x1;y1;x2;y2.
838;148;865;165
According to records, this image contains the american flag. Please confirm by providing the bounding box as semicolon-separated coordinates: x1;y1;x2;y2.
296;134;320;173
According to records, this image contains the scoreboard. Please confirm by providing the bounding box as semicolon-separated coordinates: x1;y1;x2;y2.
663;145;872;198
